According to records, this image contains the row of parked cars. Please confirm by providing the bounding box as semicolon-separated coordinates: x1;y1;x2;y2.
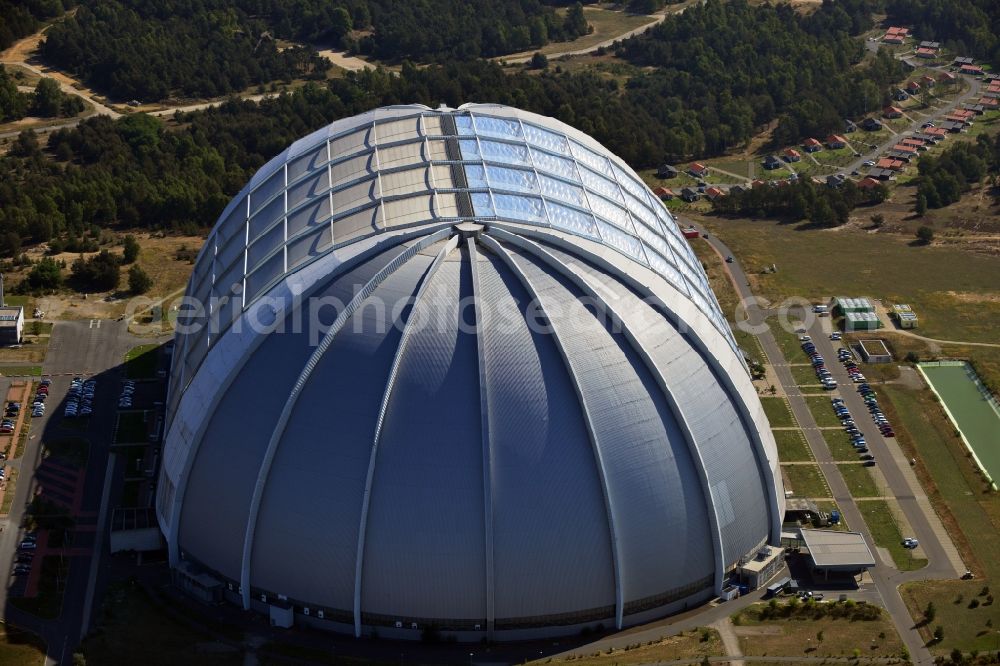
119;380;136;409
65;377;97;419
800;336;837;390
830;397;877;466
838;347;867;384
858;383;895;438
31;378;51;419
14;532;38;576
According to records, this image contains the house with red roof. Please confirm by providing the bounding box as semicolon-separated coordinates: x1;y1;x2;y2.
921;75;936;87
892;144;918;154
883;33;904;44
652;187;675;200
704;186;725;200
875;158;905;170
960;64;984;76
688;162;709;177
925;127;948;137
825;134;847;149
802;138;823;152
905;80;921;93
916;47;936;58
938;71;956;83
784;148;801;162
857;177;882;189
882;106;903;119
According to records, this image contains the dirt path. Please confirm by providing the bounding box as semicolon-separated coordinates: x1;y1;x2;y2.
711;617;745;666
502;4;679;64
313;48;372;72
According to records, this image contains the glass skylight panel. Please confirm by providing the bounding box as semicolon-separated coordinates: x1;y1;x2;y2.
434;192;461;218
379;167;430;198
286;197;331;239
523;122;570;155
485;165;538;194
463;164;489;189
330;153;375;190
376;141;425;170
528;147;577;180
472;115;522;140
611;163;647;201
661;224;689;262
216;198;247;248
245;249;285;307
588;194;634;233
579;165;623;203
633;219;670;257
596;220;643;260
546;201;598;238
479;139;529;166
250;168;285;216
287;143;327;185
249;194;285;243
287;224;333;272
376;117;422;144
454;115;475;136
644;246;687;295
569;140;613;176
625;193;658;231
216;230;246;278
538;174;587;207
329;127;370;158
459;139;481;160
492;194;545;223
471;193;495;217
421;114;445;137
213;256;245;303
247;221;284;272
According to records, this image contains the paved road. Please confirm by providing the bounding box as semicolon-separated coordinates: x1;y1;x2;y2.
690;223;964;665
838;71;982;176
501;0;709;65
0;320;162;665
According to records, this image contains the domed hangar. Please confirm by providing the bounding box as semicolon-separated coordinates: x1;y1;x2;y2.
157;103;784;641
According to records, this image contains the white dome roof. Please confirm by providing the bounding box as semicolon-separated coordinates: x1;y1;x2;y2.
158;104;783;641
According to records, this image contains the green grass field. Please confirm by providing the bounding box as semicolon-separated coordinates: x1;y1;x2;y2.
837;462;880;498
80;583;244;665
804;395;843;427
767;318;807;363
790;364;822;387
698;218;1000;346
782;463;830;498
882;383;1000;654
857;499;928;571
0;623;46;664
732;603;904;658
772;429;812;462
0;467;18;515
0;366;43;377
761;397;797;428
823;428;863;461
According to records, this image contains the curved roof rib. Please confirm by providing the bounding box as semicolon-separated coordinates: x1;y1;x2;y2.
239;229;454;610
480;233;624;630
353;235;460;636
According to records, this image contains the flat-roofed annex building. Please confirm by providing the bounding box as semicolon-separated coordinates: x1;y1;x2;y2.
0;305;24;345
158;103;785;641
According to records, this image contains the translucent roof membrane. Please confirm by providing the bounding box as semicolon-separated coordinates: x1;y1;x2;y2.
182;105;737;373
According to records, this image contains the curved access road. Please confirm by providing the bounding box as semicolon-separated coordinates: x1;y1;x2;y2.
688;220;965;666
501;0;707;65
